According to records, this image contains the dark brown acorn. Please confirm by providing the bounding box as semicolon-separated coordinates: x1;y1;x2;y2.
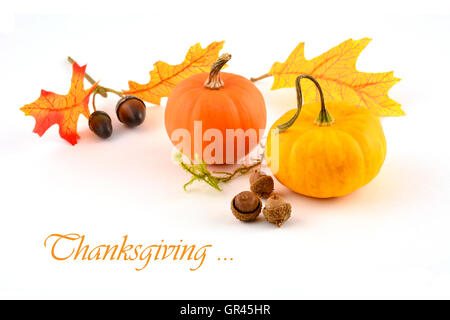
88;111;113;139
116;95;146;127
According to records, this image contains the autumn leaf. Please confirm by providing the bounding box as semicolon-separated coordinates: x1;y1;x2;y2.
124;41;224;105
20;62;97;145
252;38;403;116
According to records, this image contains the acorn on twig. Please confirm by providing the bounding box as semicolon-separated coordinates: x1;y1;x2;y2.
116;95;146;127
231;191;262;222
263;193;291;227
249;169;274;199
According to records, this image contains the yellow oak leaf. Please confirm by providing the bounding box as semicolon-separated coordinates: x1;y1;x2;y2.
124;41;225;105
252;38;403;116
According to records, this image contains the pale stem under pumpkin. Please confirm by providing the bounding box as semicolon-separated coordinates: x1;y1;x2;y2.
204;53;232;90
277;75;334;132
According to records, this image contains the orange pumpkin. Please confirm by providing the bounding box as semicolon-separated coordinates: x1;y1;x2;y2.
266;75;386;198
165;54;266;164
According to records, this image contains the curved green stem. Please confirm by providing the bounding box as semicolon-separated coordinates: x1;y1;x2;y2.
213;161;261;183
176;153;261;191
92;91;98;112
277;75;334;132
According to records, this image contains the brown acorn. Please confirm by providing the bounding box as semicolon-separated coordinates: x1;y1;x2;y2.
231;191;262;222
263;193;291;227
88;111;113;139
249;169;274;199
116;95;146;127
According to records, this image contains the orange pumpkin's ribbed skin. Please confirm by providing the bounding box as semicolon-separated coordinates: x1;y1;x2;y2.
165;72;266;164
266;102;386;198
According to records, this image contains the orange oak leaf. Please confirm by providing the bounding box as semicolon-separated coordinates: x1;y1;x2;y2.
20;62;97;145
123;41;224;105
253;38;403;116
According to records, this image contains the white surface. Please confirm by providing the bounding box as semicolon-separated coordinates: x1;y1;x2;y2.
1;0;450;299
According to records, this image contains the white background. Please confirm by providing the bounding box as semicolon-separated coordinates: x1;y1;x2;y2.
1;0;450;299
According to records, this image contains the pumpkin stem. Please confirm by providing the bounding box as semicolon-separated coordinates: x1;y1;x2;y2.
277;75;334;132
204;53;231;90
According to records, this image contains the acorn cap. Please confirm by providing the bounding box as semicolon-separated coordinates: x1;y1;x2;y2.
263;193;291;227
249;170;274;199
231;191;262;222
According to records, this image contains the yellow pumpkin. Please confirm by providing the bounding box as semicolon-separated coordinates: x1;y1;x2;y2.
265;75;386;198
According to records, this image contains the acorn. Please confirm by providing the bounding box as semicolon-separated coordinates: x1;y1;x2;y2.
231;191;262;222
116;95;146;127
88;111;113;139
263;193;291;227
249;169;274;199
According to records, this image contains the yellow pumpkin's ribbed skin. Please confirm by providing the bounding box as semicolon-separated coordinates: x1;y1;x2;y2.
265;101;386;198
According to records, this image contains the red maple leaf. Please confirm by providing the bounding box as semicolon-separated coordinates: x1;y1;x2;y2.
20;62;97;145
